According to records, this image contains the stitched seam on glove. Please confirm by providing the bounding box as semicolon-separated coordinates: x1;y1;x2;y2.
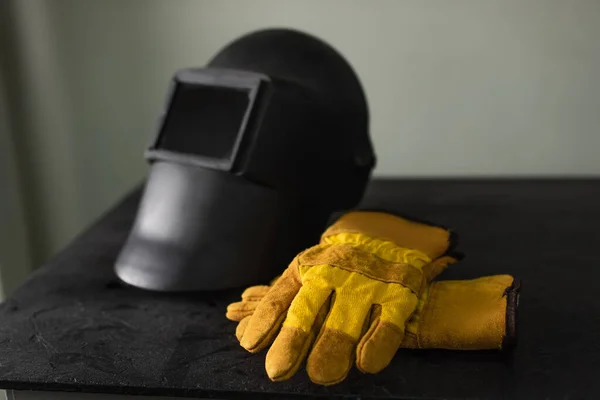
405;281;432;345
298;246;425;293
416;280;441;349
321;211;451;259
321;232;432;266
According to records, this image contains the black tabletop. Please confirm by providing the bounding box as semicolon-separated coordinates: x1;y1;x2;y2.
1;179;599;399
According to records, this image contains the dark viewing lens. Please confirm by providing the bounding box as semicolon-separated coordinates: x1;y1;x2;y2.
157;83;250;159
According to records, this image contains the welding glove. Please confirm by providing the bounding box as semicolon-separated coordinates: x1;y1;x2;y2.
234;211;455;385
229;274;519;352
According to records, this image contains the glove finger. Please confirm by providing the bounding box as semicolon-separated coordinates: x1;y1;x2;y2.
269;275;281;286
421;255;459;284
241;285;271;301
306;293;371;386
356;291;417;374
235;316;251;342
265;285;332;382
226;300;259;322
226;285;271;321
240;265;302;353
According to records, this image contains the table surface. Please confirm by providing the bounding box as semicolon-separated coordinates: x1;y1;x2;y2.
1;179;599;400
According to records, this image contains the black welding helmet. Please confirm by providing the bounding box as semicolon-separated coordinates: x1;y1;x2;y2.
115;28;376;291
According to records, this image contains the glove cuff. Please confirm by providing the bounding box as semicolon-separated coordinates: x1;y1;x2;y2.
502;279;521;350
322;211;453;259
405;275;520;350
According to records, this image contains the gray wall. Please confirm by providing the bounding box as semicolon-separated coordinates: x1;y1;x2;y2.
0;74;32;299
1;0;600;295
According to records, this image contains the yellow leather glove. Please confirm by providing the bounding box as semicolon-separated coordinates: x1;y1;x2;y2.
228;275;519;351
235;211;454;385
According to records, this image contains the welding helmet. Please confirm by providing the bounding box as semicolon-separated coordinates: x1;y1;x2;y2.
115;28;376;291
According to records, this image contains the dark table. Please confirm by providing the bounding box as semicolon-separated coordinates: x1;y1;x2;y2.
1;179;599;399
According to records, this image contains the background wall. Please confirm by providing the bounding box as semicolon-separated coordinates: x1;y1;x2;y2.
1;0;600;296
0;72;32;300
